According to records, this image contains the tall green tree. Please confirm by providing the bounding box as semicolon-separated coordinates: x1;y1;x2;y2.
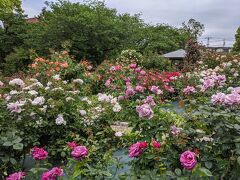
0;8;27;64
25;0;144;64
233;27;240;52
182;18;204;40
139;24;189;54
0;0;22;17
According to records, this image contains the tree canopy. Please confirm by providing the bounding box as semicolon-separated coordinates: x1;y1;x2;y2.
0;0;196;73
233;27;240;52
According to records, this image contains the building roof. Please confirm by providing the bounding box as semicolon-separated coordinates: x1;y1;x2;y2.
163;49;186;59
26;18;39;23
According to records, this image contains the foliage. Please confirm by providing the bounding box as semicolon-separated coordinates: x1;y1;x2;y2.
184;39;202;66
0;0;22;16
233;27;240;53
3;47;31;75
0;9;27;69
116;49;143;65
182;18;205;40
24;0;144;64
139;24;190;54
141;52;172;71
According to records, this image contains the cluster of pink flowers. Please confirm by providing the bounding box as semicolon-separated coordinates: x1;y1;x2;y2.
136;104;154;119
135;85;145;93
67;141;78;149
41;167;64;180
149;86;163;95
143;96;156;106
180;150;197;170
110;65;122;71
129;63;137;69
31;147;48;160
6;172;26;180
201;74;226;91
129;140;161;158
211;87;240;107
183;86;196;95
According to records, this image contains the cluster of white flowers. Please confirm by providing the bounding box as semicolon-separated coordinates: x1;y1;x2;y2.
79;110;87;116
98;93;114;103
9;78;25;87
7;101;25;113
28;90;38;96
112;103;121;112
53;74;61;81
55;114;66;125
31;96;45;105
0;81;4;87
73;79;84;84
66;97;75;102
98;93;122;112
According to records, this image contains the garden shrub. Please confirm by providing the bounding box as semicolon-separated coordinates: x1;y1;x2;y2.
141;52;172;71
3;48;31;75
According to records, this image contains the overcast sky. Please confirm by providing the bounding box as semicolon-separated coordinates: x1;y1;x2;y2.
22;0;240;47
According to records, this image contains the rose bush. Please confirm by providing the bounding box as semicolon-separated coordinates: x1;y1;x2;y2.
1;51;240;179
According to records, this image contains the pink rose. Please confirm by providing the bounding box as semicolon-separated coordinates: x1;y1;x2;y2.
125;87;135;98
135;85;145;93
128;142;148;158
140;70;146;76
183;86;196;95
67;141;78;149
104;79;111;87
136;104;154;119
150;86;163;95
41;167;64;180
31;147;48;160
144;96;156;106
6;172;26;180
71;146;88;160
129;63;137;69
180;150;197;170
152;139;161;149
118;95;125;101
170;125;182;136
211;92;226;105
135;68;141;73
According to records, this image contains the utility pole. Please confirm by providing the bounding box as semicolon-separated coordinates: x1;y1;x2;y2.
205;37;213;47
223;39;226;47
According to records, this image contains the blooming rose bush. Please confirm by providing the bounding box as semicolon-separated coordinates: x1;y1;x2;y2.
1;51;240;179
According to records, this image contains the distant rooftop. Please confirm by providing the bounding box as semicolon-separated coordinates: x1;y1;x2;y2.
163;49;186;59
26;18;39;23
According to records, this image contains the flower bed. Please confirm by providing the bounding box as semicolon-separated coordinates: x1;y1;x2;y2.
0;51;240;179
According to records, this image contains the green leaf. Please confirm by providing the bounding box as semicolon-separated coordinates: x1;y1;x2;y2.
1;156;9;162
237;156;240;165
73;169;82;178
12;137;22;143
3;142;13;146
10;158;17;164
174;168;182;176
61;151;66;157
101;171;112;177
205;161;212;169
13;143;23;150
198;167;212;177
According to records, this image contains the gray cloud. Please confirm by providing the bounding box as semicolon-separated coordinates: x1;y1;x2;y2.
22;0;240;46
